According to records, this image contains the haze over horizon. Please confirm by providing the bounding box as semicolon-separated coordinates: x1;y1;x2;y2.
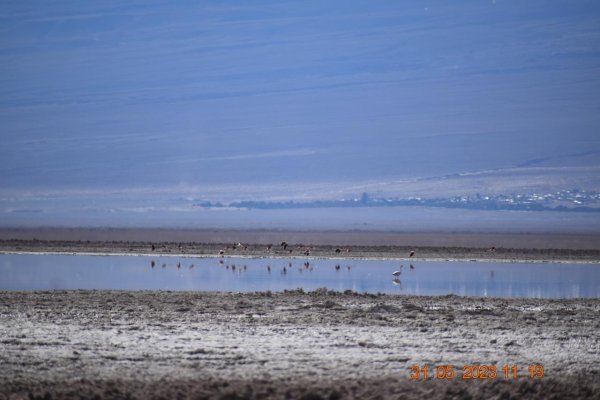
1;1;600;230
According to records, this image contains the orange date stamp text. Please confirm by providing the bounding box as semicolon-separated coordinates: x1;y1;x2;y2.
409;364;545;381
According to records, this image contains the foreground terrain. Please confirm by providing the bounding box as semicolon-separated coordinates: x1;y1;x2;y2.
1;290;599;399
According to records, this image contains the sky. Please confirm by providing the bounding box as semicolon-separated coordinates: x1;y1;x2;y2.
1;1;600;228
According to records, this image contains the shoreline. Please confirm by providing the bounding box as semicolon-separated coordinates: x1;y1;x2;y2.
2;236;599;263
2;249;599;264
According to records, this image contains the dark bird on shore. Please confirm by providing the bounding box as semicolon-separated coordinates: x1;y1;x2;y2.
304;249;310;256
219;249;225;256
409;250;415;257
151;244;156;251
280;241;288;250
335;248;341;254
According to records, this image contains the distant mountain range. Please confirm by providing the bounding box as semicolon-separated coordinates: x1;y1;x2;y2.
195;189;600;213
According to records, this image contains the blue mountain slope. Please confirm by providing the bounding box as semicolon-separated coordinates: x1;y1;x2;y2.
0;1;599;229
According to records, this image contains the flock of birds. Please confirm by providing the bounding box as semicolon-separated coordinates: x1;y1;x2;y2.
148;243;418;287
215;241;354;257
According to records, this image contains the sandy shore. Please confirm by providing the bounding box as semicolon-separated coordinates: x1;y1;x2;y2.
1;290;600;399
1;238;599;263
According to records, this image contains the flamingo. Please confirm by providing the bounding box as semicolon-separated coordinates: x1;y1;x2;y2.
392;265;404;276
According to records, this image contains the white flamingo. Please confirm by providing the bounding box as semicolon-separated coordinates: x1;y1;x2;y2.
392;265;404;277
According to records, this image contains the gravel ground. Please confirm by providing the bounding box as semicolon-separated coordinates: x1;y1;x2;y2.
1;290;599;399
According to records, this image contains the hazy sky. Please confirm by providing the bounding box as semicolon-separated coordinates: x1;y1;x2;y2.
1;0;600;193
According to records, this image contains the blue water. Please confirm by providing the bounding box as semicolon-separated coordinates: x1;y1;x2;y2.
1;254;599;299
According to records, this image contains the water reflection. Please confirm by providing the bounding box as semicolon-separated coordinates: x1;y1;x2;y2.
1;254;599;299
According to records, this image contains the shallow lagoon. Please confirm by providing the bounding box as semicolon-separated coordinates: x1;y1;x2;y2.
1;254;599;299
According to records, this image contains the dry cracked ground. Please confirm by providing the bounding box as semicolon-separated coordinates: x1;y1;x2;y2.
1;290;600;399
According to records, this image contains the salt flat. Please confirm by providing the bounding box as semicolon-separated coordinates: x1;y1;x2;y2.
1;290;599;399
